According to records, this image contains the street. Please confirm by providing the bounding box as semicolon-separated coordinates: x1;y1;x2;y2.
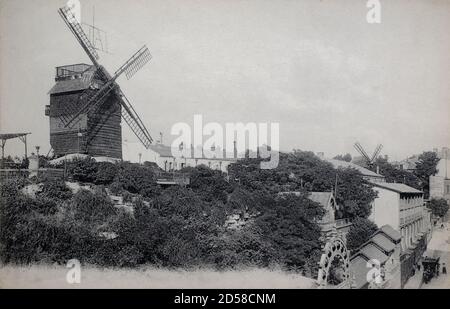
421;220;450;289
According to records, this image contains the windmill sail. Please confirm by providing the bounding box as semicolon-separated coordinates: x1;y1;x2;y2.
63;46;151;128
117;91;153;148
58;6;100;66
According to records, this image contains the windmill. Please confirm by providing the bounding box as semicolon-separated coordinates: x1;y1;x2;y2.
46;5;153;159
353;142;383;169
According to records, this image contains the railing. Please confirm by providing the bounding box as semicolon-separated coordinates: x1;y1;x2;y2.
0;168;65;182
155;171;190;186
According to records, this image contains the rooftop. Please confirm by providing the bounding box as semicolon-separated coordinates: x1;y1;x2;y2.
379;224;402;242
324;158;384;179
371;182;423;194
360;244;389;264
308;192;333;208
371;233;396;253
350;256;370;289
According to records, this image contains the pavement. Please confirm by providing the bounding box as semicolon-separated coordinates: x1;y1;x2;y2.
405;218;450;289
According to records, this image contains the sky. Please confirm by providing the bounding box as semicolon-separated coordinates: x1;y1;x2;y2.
0;0;449;163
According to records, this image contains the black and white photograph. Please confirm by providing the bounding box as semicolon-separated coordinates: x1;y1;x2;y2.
0;0;449;295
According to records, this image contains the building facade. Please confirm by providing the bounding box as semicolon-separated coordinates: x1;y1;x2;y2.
368;181;432;287
429;147;450;203
147;144;237;173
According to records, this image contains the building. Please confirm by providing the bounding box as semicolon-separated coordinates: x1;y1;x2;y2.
147;144;237;173
429;147;450;203
322;157;386;183
368;182;430;251
308;192;352;239
46;64;122;159
368;181;432;287
350;225;402;289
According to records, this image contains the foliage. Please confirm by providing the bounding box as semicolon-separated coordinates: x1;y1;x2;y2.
346;217;378;253
414;151;441;198
229;150;377;219
254;193;325;273
0;152;380;274
427;198;449;218
373;157;422;191
114;162;160;197
65;158;98;183
36;180;72;201
333;153;352;162
94;162;118;185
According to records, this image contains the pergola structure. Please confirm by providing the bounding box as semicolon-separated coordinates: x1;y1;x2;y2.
0;133;31;167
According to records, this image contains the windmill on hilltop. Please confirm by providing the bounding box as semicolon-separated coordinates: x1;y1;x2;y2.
46;5;153;159
353;142;383;169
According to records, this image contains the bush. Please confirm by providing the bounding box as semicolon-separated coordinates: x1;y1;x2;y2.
37;180;72;201
427;198;449;218
94;162;118;185
346;217;378;253
65;158;98;183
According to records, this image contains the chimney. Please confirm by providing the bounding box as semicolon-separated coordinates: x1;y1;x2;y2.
233;141;237;159
376;165;380;175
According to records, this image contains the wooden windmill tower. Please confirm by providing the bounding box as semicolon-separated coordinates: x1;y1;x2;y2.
46;5;153;159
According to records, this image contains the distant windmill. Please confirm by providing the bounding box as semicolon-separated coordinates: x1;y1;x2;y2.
47;5;153;159
353;142;383;168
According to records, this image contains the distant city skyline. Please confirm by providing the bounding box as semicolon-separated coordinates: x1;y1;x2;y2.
1;0;449;162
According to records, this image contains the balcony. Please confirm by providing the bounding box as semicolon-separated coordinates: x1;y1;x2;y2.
55;64;91;80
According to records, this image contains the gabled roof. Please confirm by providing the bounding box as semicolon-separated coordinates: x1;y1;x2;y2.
360;244;389;264
350;256;370;289
325;158;384;178
308;192;333;208
371;233;395;253
371;182;423;194
379;225;402;243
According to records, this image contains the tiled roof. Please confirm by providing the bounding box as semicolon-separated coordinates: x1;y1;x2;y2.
371;182;423;194
324;158;384;178
360;244;389;264
371;233;395;253
308;192;332;208
350;256;370;289
380;225;402;242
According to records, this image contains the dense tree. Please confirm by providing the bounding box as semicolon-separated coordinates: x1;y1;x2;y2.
414;151;441;198
229;150;377;219
372;157;423;191
427;198;449;218
346;217;378;253
333;153;352;162
255;193;325;274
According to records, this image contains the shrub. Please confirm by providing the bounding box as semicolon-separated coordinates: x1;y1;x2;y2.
346;217;378;253
37;180;72;201
94;162;118;185
65;158;98;183
427;198;449;218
